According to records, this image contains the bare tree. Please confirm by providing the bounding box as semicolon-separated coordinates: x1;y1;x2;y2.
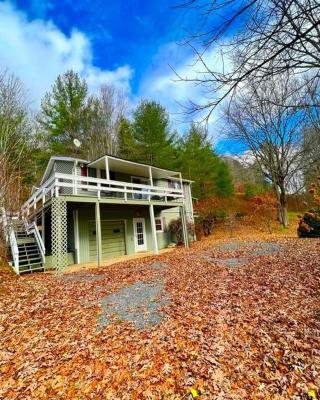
299;76;320;185
0;70;30;212
224;74;313;227
84;85;128;159
176;0;320;118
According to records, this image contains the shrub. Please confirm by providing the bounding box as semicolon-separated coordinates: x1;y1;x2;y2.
168;218;195;244
194;195;252;237
298;211;320;237
250;192;278;233
297;178;320;238
244;183;258;199
194;198;219;237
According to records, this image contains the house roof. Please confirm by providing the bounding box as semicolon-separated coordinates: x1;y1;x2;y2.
40;154;194;185
88;153;178;172
88;154;182;179
40;156;88;185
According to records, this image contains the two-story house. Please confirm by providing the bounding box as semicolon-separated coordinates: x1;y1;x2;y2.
2;155;194;274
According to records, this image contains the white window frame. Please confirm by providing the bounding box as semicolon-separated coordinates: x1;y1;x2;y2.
155;217;163;232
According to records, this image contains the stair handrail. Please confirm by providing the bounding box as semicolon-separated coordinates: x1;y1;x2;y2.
0;207;9;244
9;225;19;274
24;219;45;263
1;208;20;273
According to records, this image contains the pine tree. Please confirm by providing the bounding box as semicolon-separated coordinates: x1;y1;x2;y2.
178;124;218;198
178;123;234;199
132;100;176;168
117;117;138;160
39;70;88;155
215;160;234;198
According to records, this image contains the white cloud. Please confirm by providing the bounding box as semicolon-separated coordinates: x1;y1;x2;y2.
227;150;256;165
138;41;232;140
0;1;133;107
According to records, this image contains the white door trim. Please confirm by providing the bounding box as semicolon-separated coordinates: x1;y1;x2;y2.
133;218;147;252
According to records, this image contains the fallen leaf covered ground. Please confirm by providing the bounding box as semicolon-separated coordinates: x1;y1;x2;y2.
0;234;319;399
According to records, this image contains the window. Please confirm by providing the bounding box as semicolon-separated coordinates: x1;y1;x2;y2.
100;170;115;180
155;218;163;232
87;167;97;186
168;179;181;190
132;176;149;200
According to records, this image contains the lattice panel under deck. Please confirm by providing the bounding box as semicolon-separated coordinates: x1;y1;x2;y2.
51;198;68;271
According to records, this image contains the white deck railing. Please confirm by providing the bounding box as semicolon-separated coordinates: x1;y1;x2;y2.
22;172;184;214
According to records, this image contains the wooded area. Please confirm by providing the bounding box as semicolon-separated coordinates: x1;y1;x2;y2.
1;1;320;398
0;68;236;208
1;0;320;232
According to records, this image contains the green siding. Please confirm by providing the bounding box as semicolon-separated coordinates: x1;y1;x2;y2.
88;220;126;260
74;203;174;263
67;209;75;252
79;210;90;263
44;252;74;269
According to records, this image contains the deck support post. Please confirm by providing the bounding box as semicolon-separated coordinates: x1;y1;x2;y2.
149;204;159;255
180;206;189;248
73;209;80;264
51;198;68;271
105;156;110;180
149;166;153;186
95;201;102;267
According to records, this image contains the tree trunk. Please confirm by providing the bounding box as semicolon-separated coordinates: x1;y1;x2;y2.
278;185;288;228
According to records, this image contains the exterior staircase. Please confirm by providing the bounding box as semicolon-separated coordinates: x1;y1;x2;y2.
14;223;44;273
1;210;45;274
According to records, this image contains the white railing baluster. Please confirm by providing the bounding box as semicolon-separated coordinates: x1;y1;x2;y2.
21;172;185;212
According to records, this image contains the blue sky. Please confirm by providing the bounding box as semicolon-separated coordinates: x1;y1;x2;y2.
0;0;242;153
14;0;191;92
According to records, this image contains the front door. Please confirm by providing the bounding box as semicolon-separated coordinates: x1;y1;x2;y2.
133;218;147;252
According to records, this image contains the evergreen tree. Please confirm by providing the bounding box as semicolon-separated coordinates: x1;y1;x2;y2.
215;160;234;198
39;70;88;155
132;100;176;168
178;124;218;199
178;123;234;199
117;117;138;160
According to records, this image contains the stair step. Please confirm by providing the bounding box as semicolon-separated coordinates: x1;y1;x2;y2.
18;246;38;251
18;244;38;250
19;263;42;269
19;257;42;264
19;253;41;262
19;263;44;273
19;256;41;265
17;239;36;245
19;248;40;254
19;262;42;268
